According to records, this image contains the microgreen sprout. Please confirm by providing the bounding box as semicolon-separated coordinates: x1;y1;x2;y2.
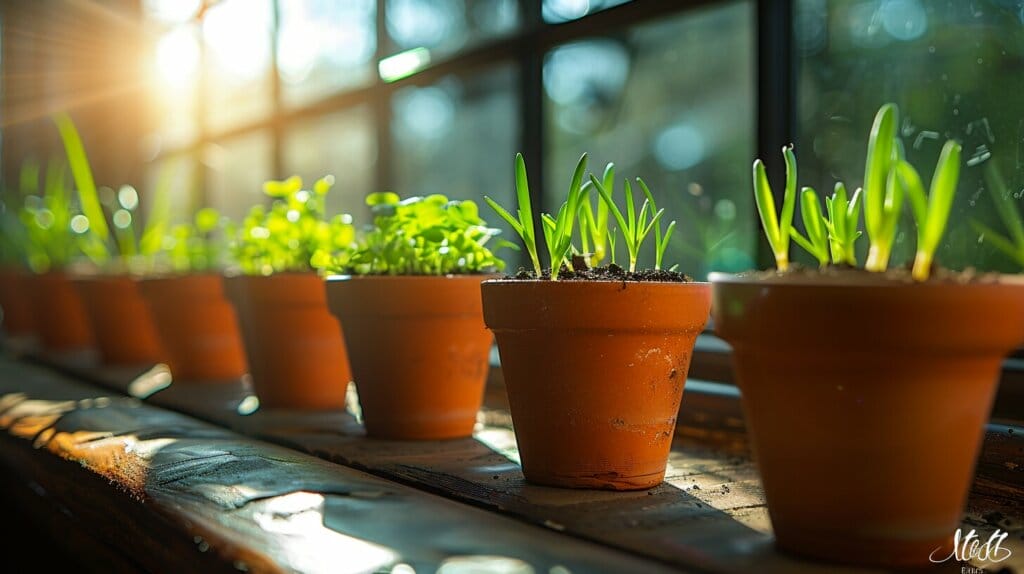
899;140;962;281
485;153;588;280
789;187;830;268
863;103;903;272
970;161;1024;268
637;178;676;271
589;176;663;273
329;193;508;275
822;182;862;266
752;145;797;270
232;175;354;275
166;207;231;273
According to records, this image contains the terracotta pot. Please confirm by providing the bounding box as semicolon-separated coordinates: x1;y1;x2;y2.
138;274;248;382
710;274;1024;568
27;272;94;352
482;280;711;490
326;275;495;440
73;275;166;366
225;273;349;409
0;270;36;337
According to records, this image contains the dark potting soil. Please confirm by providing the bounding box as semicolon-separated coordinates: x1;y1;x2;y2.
510;263;693;283
739;262;1002;285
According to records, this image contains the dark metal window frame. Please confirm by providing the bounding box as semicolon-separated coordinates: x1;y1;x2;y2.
158;0;788;240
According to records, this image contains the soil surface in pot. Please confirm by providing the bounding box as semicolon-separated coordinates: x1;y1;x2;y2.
511;263;692;283
735;263;1002;284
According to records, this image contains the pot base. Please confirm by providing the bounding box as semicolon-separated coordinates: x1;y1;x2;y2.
523;468;666;491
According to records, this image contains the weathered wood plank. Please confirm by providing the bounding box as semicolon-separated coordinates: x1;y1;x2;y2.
23;351;1024;573
0;358;686;574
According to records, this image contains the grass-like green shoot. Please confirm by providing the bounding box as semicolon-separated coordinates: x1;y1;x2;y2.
484;153;541;276
637;178;676;271
970;161;1024;268
899;140;962;281
863;103;903;272
540;154;588;279
790;187;830;268
486;153;588;280
55;113;172;272
822;182;862;266
590;176;664;273
577;162;613;267
752;145;797;270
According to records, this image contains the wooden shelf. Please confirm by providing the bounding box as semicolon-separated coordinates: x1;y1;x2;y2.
9;349;1020;573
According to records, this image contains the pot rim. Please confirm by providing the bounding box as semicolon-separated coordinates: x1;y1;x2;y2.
709;271;1024;289
481;278;709;287
326;273;500;283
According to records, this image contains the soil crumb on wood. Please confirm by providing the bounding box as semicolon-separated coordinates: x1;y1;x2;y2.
511;264;693;283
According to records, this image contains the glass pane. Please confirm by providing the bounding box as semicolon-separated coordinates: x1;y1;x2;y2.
391;63;521;270
278;0;377;107
202;0;274;133
385;0;519;60
282;106;378;222
147;24;200;148
204;132;273;221
543;0;631;23
545;2;756;278
796;0;1024;272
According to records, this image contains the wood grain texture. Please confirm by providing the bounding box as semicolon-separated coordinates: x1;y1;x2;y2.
29;351;1024;573
0;357;683;574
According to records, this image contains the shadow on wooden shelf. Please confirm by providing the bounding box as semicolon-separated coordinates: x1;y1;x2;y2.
12;345;1021;573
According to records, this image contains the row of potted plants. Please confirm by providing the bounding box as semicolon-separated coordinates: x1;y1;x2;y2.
0;104;1021;568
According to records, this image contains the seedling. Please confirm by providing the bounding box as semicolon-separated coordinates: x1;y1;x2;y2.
330;193;508;275
752;145;797;271
485;153;588;280
166;208;231;273
233;175;355;275
898;140;962;280
55;114;171;272
863;104;904;272
17;159;91;272
637;178;676;271
790;187;830;268
578;163;614;268
588;176;663;273
970;161;1024;268
752;103;961;281
822;183;862;266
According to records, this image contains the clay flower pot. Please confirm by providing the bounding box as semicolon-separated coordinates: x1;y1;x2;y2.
73;275;166;366
225;273;350;409
27;272;94;352
0;270;36;338
326;275;495;440
482;280;711;490
710;274;1024;567
138;274;248;382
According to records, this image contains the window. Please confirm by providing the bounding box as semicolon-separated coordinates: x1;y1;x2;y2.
136;0;759;278
129;0;1024;279
545;3;755;275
